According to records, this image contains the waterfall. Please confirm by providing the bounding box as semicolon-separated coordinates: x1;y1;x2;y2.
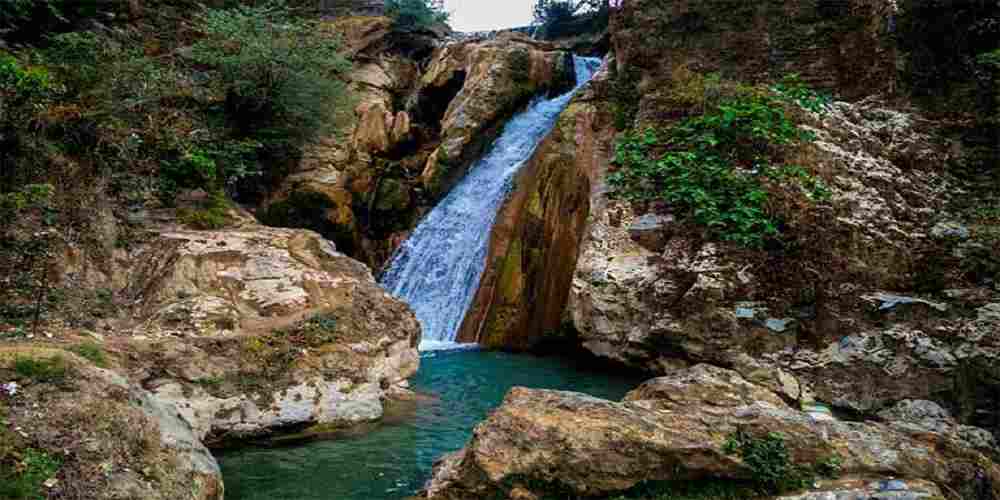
381;56;603;351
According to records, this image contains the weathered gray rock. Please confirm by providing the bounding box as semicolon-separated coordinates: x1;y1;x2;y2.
627;213;675;252
120;226;420;442
0;348;223;500
878;400;998;455
777;479;944;499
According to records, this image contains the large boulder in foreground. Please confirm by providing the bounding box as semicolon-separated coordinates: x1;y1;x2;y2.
116;225;420;443
423;365;1000;500
0;347;222;500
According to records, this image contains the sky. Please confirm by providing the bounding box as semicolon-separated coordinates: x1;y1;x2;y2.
442;0;536;32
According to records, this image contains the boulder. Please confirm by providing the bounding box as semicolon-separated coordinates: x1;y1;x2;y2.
423;366;1000;500
0;347;223;500
117;226;420;443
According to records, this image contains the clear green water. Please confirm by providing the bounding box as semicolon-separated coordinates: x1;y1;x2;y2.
217;350;641;500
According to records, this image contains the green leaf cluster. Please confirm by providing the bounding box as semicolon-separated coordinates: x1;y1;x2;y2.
770;74;832;114
608;88;829;247
0;446;63;500
191;1;352;141
722;430;811;494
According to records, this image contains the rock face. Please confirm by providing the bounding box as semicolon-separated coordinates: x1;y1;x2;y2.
416;34;575;200
264;22;575;269
611;0;898;101
456;68;614;348
0;347;223;500
116;225;421;443
423;365;1000;500
568;96;961;370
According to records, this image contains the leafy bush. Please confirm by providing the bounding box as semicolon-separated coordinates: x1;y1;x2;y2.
192;0;351;142
0;54;56;191
0;447;62;500
177;191;234;230
70;342;107;368
770;74;832;114
13;356;68;384
723;430;811;494
608;88;829;247
533;0;607;39
385;0;449;31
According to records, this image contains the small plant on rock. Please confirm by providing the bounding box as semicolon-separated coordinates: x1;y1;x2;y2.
13;356;68;384
608;84;830;248
722;429;812;494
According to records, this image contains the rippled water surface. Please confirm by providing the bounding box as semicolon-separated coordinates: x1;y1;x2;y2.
218;350;641;500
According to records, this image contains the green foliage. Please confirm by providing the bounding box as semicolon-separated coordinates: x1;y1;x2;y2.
0;447;63;500
771;74;832;114
533;0;607;39
0;184;54;216
385;0;449;31
0;54;53;100
13;356;68;384
158;141;261;204
978;48;1000;69
69;342;107;368
608;89;828;247
611;65;641;130
306;313;338;332
177;192;233;230
192;0;351;143
815;454;843;479
722;430;811;494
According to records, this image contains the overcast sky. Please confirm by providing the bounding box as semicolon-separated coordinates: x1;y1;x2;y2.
442;0;535;32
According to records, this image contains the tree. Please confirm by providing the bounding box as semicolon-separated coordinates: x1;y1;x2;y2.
192;1;351;140
533;0;608;39
385;0;449;31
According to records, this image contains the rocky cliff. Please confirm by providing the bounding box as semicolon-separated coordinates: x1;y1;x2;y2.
463;0;1000;472
263;24;576;269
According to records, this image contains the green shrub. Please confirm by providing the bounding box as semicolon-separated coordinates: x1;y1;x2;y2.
13;356;68;384
722;430;811;494
771;74;832;114
608;89;829;248
70;342;107;368
611;64;641;130
192;0;351;142
385;0;449;31
0;447;62;500
177;191;233;230
533;0;607;39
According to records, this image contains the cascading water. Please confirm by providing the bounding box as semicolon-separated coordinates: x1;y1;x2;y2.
381;56;602;351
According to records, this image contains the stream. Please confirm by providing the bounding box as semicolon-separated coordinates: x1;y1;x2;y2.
218;350;640;499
